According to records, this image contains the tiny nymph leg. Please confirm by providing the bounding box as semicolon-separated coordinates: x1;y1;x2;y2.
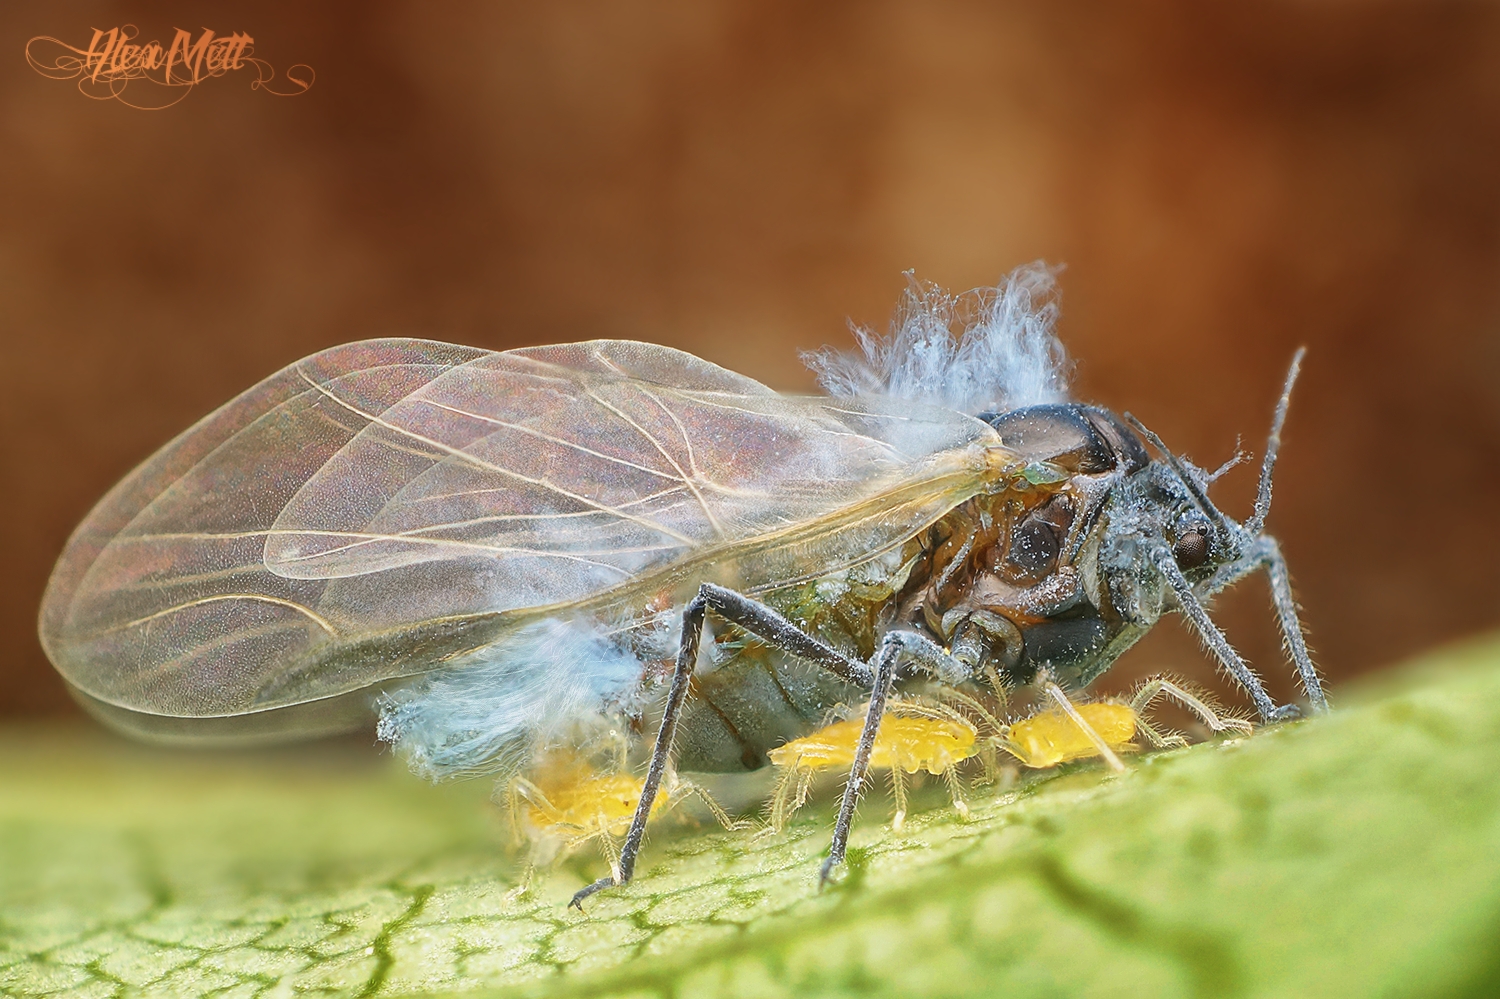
889;765;908;831
1128;677;1254;747
1042;682;1126;773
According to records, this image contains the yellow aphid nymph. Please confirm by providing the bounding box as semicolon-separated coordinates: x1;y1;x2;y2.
510;750;740;880
768;709;979;831
1003;701;1138;769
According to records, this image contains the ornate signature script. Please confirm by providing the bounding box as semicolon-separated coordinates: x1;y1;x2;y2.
26;26;314;109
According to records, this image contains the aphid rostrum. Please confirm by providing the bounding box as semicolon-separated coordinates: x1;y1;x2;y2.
37;264;1325;908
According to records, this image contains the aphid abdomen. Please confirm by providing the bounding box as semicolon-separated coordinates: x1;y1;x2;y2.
673;649;859;773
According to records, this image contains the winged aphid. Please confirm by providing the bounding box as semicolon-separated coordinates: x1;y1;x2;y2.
38;263;1324;909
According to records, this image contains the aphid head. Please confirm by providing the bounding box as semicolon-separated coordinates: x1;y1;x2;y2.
1122;346;1305;576
1075;350;1305;689
1119;416;1247;576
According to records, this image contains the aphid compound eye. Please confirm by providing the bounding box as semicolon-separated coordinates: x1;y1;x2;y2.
1172;527;1210;569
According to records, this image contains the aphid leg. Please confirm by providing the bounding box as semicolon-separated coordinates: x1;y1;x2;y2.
768;767;799;832
666;774;750;831
943;766;970;819
975;743;1001;786
502;865;536;904
794;768;815;813
1153;548;1288;722
889;766;908;831
697;582;874;687
504;778;527;846
820;630;903;886
767;755;821;834
1262;540;1327;712
512;776;562;828
1043;682;1126;773
1129;712;1186;751
595;815;623;883
1130;677;1254;747
1195;539;1327;715
569;592;709;911
981;662;1011;715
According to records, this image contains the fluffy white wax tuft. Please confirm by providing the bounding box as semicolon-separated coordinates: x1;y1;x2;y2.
805;262;1071;416
376;617;653;780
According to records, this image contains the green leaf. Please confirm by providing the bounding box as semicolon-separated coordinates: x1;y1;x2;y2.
5;636;1500;999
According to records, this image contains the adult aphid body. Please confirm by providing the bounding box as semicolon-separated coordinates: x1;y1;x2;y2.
38;264;1324;909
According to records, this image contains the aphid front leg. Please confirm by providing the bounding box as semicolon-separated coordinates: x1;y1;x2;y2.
1196;539;1327;715
696;582;874;687
1153;548;1294;723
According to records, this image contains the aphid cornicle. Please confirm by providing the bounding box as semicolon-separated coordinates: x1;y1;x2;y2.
37;263;1325;908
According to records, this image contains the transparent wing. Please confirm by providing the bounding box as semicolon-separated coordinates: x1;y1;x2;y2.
41;339;1006;725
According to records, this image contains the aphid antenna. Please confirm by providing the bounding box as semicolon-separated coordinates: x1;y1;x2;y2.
1206;439;1248;483
1243;347;1306;539
1123;412;1235;540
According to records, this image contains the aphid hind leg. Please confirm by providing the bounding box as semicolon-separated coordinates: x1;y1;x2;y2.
569;584;915;910
820;630;903;886
569;592;709;911
697;582;874;687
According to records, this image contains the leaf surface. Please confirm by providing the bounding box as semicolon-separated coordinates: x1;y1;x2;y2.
4;637;1500;998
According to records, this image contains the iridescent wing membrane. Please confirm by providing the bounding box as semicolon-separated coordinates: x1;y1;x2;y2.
41;340;1006;738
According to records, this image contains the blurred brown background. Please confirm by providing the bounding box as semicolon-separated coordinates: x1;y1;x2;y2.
2;0;1499;719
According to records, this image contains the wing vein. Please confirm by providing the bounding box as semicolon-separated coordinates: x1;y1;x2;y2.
122;594;339;636
584;385;726;540
418;397;686;483
294;366;698;546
